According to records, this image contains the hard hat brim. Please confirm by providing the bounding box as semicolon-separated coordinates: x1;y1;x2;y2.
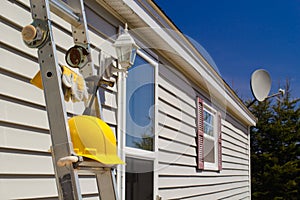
69;115;125;166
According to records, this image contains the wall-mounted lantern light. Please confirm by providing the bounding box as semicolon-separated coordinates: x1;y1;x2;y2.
114;24;138;69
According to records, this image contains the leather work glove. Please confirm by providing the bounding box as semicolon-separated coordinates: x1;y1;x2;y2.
30;65;88;102
61;65;88;102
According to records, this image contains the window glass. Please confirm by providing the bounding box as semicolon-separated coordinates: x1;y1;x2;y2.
204;110;216;164
126;157;153;200
204;111;214;137
126;55;155;151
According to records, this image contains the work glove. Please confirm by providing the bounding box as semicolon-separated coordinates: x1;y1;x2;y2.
30;65;88;102
61;65;88;102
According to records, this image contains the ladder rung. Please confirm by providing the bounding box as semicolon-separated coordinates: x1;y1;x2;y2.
76;159;117;171
50;0;81;27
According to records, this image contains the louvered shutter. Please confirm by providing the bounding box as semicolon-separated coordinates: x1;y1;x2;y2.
218;112;222;171
196;97;204;170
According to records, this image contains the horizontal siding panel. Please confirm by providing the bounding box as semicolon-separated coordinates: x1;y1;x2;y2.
7;0;70;29
159;64;196;106
158;175;249;188
223;128;248;147
0;176;99;200
158;86;196;118
0;124;50;152
101;108;117;125
222;139;248;156
80;177;99;197
222;161;249;171
222;134;248;152
0;151;53;175
0;21;36;58
0;71;87;115
1;0;32;26
0;21;66;65
158;125;196;147
158;163;196;176
101;90;117;109
158;76;196;109
222;154;248;165
180;186;250;200
158;150;196;167
158;181;249;200
220;189;250;200
222;146;249;160
223;120;248;141
0;72;45;105
158;98;196;128
158;138;196;157
158;163;249;177
0;177;57;199
0;47;39;79
83;197;100;200
4;0;72;50
0;111;117;154
0;98;49;130
85;1;117;38
158;112;196;138
89;31;116;57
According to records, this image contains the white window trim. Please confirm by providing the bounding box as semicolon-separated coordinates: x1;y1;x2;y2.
123;50;159;200
203;105;219;171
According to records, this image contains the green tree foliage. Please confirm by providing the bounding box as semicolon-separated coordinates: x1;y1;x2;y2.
249;81;300;199
133;133;154;151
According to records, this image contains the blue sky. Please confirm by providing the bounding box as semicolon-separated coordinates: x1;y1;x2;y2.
155;0;300;100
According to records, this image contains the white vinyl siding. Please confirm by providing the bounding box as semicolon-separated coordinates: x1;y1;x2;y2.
157;64;250;200
1;0;252;199
0;0;118;199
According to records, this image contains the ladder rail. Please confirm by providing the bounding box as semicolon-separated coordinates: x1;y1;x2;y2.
29;0;82;199
49;0;81;27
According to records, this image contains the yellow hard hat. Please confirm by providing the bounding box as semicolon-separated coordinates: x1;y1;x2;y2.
68;115;124;165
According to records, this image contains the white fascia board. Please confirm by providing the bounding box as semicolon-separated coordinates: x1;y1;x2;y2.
122;0;256;126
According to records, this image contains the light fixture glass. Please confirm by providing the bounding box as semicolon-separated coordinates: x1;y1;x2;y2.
114;24;138;69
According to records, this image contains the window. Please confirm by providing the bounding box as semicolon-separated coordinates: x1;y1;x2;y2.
197;97;222;171
124;52;157;200
126;55;155;151
125;157;154;200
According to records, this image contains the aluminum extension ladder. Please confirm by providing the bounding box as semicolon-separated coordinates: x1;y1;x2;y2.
22;0;119;199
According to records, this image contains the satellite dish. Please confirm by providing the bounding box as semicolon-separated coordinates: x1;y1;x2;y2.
250;69;271;102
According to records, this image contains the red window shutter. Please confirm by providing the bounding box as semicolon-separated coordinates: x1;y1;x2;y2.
218;112;222;171
197;97;204;170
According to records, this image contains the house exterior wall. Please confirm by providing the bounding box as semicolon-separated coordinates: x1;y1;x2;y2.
1;0;118;199
157;63;251;199
1;0;253;199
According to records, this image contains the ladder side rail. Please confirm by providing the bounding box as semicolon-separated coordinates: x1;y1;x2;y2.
68;0;96;80
95;169;119;200
29;0;82;199
49;0;81;27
